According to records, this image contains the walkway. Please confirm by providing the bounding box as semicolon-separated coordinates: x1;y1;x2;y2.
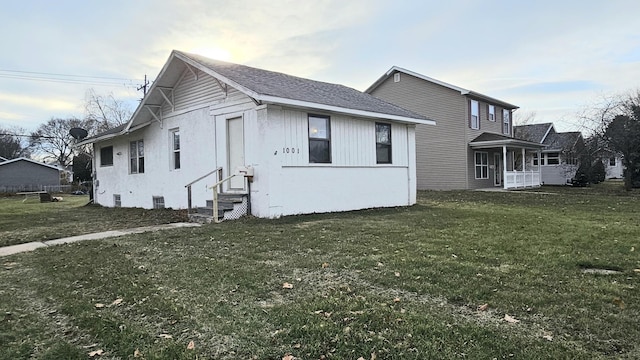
0;222;201;257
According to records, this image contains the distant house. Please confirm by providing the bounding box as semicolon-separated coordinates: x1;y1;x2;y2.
514;123;584;185
366;67;544;190
78;51;434;219
604;152;624;179
0;157;61;193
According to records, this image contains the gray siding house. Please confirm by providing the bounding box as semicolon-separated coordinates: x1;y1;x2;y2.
366;67;544;190
514;123;584;185
0;157;61;192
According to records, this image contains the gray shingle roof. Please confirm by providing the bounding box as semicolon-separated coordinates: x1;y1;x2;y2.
544;132;581;151
513;123;553;143
176;51;428;121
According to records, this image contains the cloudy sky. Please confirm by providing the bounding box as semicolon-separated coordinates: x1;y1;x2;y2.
1;0;639;134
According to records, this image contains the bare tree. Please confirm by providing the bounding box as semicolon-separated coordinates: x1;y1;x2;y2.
84;88;133;133
513;110;537;126
30;118;92;167
0;126;31;159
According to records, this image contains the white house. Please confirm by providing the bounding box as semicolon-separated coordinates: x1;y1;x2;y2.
79;50;434;219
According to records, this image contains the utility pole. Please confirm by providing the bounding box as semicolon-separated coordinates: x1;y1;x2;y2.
137;74;149;99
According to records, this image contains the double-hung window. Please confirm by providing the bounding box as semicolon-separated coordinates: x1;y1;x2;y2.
546;152;560;165
488;105;495;121
470;100;479;129
502;109;511;135
475;151;489;179
308;115;331;163
130;139;145;174
375;123;392;164
171;129;180;170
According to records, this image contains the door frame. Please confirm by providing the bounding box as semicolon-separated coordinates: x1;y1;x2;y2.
493;153;502;186
226;116;245;191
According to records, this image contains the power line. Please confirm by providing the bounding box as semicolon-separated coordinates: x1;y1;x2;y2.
0;69;143;82
0;74;138;88
0;133;55;139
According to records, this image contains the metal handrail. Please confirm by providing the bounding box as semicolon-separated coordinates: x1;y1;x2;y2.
185;167;223;214
208;174;239;223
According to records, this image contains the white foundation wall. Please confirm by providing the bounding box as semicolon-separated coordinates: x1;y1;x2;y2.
249;105;416;218
94;107;220;209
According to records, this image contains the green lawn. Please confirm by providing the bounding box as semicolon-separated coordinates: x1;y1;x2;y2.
0;195;188;247
1;184;639;359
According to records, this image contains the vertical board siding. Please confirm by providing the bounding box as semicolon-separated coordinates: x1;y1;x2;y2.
280;109;409;167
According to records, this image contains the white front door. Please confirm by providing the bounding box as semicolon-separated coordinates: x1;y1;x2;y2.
494;153;502;186
227;117;245;190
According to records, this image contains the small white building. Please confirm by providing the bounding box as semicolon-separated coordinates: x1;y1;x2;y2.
79;51;434;219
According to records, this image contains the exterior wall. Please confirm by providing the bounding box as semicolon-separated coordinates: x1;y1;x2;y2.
605;156;624;179
94;71;255;209
369;73;467;190
249;105;416;218
541;164;576;185
369;72;514;190
0;160;60;191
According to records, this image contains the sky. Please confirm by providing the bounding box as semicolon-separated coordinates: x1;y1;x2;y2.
1;0;639;135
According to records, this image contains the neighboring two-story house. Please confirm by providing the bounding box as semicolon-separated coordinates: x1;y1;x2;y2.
366;67;544;190
514;123;584;185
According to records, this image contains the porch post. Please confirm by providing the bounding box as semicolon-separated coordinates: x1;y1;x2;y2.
521;148;526;187
502;145;508;189
537;150;542;186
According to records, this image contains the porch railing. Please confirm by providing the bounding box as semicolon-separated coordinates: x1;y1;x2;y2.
185;167;222;215
504;170;541;189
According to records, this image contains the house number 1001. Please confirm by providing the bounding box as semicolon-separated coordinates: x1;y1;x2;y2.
283;147;300;154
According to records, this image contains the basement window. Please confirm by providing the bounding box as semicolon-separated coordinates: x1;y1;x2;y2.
152;196;165;209
113;194;121;207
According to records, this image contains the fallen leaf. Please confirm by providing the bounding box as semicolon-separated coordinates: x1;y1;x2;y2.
357;357;366;360
613;297;625;309
634;269;640;273
394;272;400;277
111;298;123;306
82;343;98;349
478;303;489;311
88;349;104;357
159;333;173;339
314;310;324;314
451;254;458;258
321;262;329;268
371;352;377;360
133;349;142;358
393;297;401;303
504;314;520;323
282;282;294;289
542;334;553;341
293;343;301;349
282;354;295;360
187;340;195;350
376;262;384;267
94;303;105;309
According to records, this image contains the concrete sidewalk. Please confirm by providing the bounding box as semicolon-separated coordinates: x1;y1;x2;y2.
0;222;201;257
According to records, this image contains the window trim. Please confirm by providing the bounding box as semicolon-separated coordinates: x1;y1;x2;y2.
474;151;489;179
100;146;113;167
502;109;511;135
375;122;392;164
488;105;495;122
470;100;480;130
129;139;145;174
308;114;331;164
171;128;180;170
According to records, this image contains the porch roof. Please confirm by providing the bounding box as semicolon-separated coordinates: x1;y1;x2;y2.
469;132;545;150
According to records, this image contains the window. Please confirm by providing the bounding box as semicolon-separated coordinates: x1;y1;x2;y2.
113;194;121;207
152;196;165;209
532;154;540;166
171;129;180;170
100;146;113;166
609;157;616;166
470;100;479;129
502;109;510;135
308;115;331;163
376;123;392;164
566;153;578;165
488;105;495;121
546;152;560;165
475;151;489;179
130;140;145;174
394;73;401;82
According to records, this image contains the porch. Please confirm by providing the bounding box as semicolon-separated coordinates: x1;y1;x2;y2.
469;133;546;190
